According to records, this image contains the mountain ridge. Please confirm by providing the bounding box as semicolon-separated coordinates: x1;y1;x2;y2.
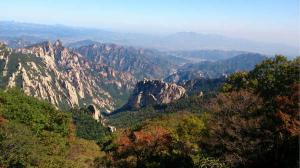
121;79;186;111
0;40;269;113
0;21;298;56
0;41;137;112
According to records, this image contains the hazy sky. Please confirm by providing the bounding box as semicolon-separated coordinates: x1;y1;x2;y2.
0;0;299;47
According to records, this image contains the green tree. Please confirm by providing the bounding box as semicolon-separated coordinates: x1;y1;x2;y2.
249;55;299;98
214;56;300;168
222;71;249;92
71;108;110;140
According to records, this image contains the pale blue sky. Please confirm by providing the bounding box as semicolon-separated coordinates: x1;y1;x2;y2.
0;0;299;46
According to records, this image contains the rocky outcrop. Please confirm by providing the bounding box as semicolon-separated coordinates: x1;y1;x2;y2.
86;104;116;132
0;41;182;113
75;43;176;80
0;43;11;78
87;104;101;121
0;41;137;112
123;79;186;110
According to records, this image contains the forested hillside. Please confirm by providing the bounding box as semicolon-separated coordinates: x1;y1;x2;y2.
1;0;298;167
0;89;108;167
103;55;299;168
0;54;298;168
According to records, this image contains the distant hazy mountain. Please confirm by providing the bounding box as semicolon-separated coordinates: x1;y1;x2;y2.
166;50;249;62
154;32;298;56
0;21;298;56
165;53;267;82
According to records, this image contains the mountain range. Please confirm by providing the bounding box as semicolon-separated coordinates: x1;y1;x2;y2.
165;53;267;82
0;41;134;112
0;21;298;57
0;39;267;113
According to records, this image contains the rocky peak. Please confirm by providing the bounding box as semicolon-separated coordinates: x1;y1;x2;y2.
1;43;137;113
17;41;52;56
18;40;63;54
122;79;186;110
16;40;83;68
0;42;11;54
87;104;101;121
54;40;63;48
0;42;6;46
75;43;175;80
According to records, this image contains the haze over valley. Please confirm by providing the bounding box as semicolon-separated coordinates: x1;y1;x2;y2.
0;21;299;57
0;0;299;168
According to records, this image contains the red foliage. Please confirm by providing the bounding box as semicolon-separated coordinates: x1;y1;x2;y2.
115;127;172;156
0;116;8;125
275;83;300;136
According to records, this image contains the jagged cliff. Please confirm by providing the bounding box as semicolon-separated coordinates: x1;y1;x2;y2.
0;41;265;113
0;41;136;112
74;43;176;80
122;79;186;110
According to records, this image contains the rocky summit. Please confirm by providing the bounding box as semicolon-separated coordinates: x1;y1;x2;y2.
122;79;186;110
0;40;267;114
74;42;176;80
0;41;137;112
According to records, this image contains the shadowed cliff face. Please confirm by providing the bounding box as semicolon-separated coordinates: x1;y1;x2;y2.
123;79;186;110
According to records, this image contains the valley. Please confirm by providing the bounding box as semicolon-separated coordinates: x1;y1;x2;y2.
0;7;298;167
0;39;267;113
1;35;298;168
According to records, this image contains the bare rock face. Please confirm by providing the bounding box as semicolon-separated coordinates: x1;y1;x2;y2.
0;41;136;112
75;43;175;80
123;79;186;110
0;43;11;78
0;41;182;113
87;104;101;121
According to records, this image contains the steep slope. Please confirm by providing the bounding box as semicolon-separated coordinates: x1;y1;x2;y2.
74;43;176;80
0;41;136;112
121;79;186;110
0;41;267;113
0;89;105;168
